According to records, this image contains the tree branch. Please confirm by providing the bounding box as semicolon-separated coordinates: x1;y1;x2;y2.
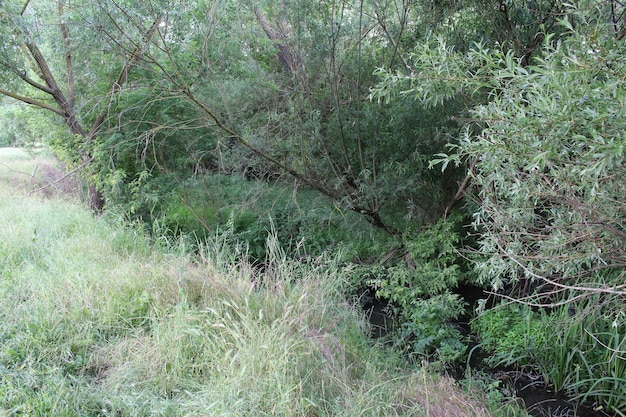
87;15;163;140
0;87;64;116
25;43;68;105
7;68;56;95
252;4;301;77
496;239;626;298
58;1;76;110
373;6;412;72
23;42;90;137
27;156;93;196
444;161;476;218
19;0;31;15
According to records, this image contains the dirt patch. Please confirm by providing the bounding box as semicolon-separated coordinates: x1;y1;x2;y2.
0;148;81;199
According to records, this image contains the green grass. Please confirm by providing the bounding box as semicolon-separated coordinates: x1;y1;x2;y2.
0;149;496;416
156;173;397;264
473;301;626;415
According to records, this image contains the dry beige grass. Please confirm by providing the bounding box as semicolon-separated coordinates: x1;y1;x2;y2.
0;147;80;199
409;372;492;417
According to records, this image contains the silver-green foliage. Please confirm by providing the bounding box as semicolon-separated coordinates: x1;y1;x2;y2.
464;34;625;296
374;3;625;303
373;2;625;411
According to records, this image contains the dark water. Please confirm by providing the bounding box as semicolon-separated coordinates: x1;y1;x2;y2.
361;286;617;417
505;371;613;417
455;284;615;417
364;297;394;339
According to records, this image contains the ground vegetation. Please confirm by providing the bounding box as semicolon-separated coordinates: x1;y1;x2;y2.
0;0;624;414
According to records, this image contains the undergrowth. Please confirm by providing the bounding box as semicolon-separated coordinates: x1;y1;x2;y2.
0;153;495;416
473;301;626;414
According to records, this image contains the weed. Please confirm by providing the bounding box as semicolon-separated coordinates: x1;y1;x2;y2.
473;299;626;413
0;151;494;415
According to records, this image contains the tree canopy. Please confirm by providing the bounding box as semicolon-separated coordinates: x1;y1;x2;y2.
1;0;624;412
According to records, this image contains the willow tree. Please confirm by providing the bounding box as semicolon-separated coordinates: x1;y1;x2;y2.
76;0;449;233
0;0;161;211
370;0;626;381
0;0;483;229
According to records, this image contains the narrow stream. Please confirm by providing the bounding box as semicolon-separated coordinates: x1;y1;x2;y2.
511;374;609;417
362;287;616;417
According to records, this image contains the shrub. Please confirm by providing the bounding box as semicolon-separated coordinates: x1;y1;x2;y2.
370;214;471;362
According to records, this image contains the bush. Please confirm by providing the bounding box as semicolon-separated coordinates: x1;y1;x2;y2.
369;214;472;362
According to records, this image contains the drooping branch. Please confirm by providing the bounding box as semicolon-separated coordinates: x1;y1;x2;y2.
495;237;626;302
179;82;338;200
147;37;399;234
87;15;163;140
0;87;65;116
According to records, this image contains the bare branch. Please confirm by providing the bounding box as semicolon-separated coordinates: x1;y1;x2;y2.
372;4;412;72
0;87;64;116
27;156;93;196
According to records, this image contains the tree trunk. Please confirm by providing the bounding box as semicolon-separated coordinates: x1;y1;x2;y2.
88;184;104;213
253;5;302;78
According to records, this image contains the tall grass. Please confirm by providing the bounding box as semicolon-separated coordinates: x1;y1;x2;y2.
0;150;494;416
473;300;626;415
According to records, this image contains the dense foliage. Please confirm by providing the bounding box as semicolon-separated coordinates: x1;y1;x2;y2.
374;1;626;411
1;0;625;413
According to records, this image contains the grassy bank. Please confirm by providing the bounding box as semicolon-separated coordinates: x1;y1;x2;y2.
0;148;494;416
